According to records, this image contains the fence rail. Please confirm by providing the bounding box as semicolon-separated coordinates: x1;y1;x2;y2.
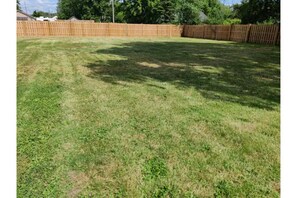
183;24;280;45
17;21;183;37
17;21;280;45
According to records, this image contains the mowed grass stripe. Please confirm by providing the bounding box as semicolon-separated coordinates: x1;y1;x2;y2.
17;37;280;197
17;70;64;196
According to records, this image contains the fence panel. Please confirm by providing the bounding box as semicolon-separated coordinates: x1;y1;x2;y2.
230;25;248;42
17;21;183;38
249;25;279;45
204;25;216;40
143;24;158;37
181;24;280;45
109;23;126;36
16;21;279;45
182;25;190;37
215;25;230;40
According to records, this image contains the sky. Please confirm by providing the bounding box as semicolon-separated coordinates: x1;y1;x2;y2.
20;0;242;14
20;0;58;14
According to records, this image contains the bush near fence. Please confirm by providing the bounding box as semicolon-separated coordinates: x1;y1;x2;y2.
17;21;280;45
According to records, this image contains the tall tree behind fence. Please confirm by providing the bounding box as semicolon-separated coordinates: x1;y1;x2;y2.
183;24;280;45
17;21;183;37
17;21;280;45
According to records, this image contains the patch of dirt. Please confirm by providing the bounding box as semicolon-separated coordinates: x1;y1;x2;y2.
17;65;40;82
132;134;146;140
63;142;74;150
227;120;257;133
272;182;280;193
138;61;160;68
97;160;121;178
121;164;142;195
67;171;90;198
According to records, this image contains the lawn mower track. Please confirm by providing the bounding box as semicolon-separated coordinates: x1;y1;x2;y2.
17;37;280;197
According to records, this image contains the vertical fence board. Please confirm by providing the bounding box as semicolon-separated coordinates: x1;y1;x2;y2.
273;25;280;45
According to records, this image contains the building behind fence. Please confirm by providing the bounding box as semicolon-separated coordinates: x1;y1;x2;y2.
17;21;280;45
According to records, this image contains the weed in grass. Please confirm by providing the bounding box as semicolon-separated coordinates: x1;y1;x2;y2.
143;157;168;180
214;180;232;198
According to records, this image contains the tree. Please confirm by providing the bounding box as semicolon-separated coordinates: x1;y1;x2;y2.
174;0;230;25
175;0;202;25
200;0;232;24
32;10;57;17
157;0;175;24
17;0;21;11
57;0;237;24
32;10;42;17
57;0;112;22
122;0;161;24
233;0;280;24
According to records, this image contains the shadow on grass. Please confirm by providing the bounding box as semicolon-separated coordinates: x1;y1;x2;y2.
84;40;280;110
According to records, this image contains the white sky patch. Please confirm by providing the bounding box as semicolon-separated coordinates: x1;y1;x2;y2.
221;0;242;6
20;0;58;14
37;0;45;4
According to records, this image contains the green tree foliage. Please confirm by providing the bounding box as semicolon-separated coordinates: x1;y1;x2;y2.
17;0;21;11
157;0;175;24
233;0;280;24
175;0;232;25
201;0;232;24
32;10;57;18
56;0;234;24
222;18;241;25
32;10;42;17
175;0;202;25
57;0;112;22
121;0;176;24
122;0;160;24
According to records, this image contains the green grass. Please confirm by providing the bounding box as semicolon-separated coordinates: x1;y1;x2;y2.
17;37;280;197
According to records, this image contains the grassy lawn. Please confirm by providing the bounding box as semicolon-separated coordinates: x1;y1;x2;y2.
17;37;280;197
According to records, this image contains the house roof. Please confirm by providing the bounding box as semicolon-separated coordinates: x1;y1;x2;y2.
17;11;35;20
199;11;208;22
68;16;78;20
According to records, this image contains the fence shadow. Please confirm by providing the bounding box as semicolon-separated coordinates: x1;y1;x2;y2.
84;40;280;110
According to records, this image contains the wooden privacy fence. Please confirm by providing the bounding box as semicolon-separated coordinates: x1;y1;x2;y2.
17;21;280;45
183;24;280;45
17;21;183;37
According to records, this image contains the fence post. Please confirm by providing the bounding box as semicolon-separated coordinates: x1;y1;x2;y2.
70;21;73;36
228;24;232;41
23;22;28;36
180;25;184;37
273;24;280;45
183;25;187;37
108;23;111;37
126;23;129;37
203;25;206;39
142;24;144;37
245;24;252;43
47;21;51;36
170;25;172;37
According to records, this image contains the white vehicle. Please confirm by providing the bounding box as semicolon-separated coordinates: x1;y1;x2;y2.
36;16;57;22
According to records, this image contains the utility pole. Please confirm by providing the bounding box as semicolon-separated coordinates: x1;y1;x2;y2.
24;1;28;14
112;0;115;23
